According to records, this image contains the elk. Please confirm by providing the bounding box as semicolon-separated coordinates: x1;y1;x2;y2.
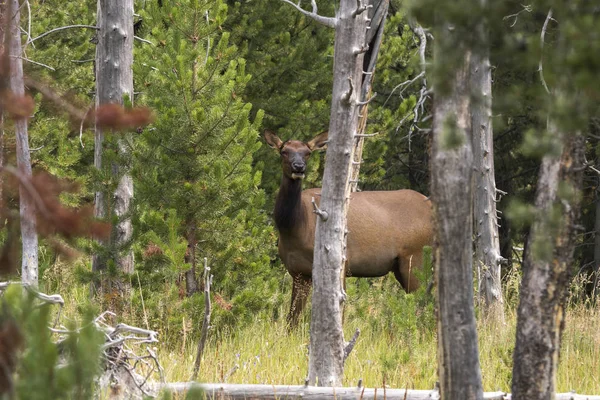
265;130;434;328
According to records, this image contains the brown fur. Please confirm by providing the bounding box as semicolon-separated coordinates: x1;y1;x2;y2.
265;130;434;327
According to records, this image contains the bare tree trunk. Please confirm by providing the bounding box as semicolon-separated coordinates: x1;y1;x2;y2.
308;2;368;387
8;0;38;286
470;10;504;320
92;0;134;287
431;37;483;400
350;0;388;192
512;130;585;400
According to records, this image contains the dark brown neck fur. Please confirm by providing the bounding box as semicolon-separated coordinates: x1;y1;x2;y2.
274;176;305;234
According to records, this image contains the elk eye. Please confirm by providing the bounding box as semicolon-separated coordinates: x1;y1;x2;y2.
280;150;288;156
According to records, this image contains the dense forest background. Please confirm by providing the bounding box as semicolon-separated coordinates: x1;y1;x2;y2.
1;0;599;396
13;0;448;332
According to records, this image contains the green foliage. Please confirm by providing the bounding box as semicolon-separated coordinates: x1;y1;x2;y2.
345;246;435;351
24;0;96;176
519;127;563;159
130;0;281;336
1;286;103;399
505;198;537;231
225;0;335;197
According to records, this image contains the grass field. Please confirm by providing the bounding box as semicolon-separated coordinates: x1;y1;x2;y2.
46;267;600;395
148;275;600;394
154;304;599;394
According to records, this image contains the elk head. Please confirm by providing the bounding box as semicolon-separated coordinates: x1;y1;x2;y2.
264;130;328;180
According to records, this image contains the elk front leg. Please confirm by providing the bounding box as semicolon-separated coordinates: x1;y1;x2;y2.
288;274;312;329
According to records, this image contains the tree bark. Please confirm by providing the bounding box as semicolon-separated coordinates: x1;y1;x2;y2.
350;0;388;192
8;0;38;285
431;41;483;400
92;0;135;283
308;2;368;387
511;131;585;400
470;12;504;320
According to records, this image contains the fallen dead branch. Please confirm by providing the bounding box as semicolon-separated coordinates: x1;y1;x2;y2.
0;282;163;399
94;311;163;399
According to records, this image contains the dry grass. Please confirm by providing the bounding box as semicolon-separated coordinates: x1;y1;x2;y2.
43;264;600;394
157;299;600;394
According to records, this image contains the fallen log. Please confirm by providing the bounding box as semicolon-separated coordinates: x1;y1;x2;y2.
157;383;600;400
158;382;491;399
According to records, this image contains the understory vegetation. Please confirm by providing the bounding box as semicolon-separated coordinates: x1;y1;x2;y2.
40;256;600;394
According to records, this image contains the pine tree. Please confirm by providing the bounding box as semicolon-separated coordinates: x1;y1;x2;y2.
22;0;96;186
133;0;276;325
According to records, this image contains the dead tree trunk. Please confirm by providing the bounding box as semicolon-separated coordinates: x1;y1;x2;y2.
470;5;504;320
297;1;368;387
350;0;388;192
512;131;585;400
8;0;38;285
93;0;135;290
431;28;483;400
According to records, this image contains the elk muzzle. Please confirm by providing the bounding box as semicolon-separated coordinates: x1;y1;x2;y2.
290;158;306;180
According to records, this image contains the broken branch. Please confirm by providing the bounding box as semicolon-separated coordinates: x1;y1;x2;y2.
280;0;336;28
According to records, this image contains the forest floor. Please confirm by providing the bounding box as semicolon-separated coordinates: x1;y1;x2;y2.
47;265;600;394
157;301;599;394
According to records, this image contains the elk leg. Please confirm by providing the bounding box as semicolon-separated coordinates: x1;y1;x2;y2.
288;274;312;329
393;253;423;293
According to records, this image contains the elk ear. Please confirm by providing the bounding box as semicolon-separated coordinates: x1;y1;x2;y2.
264;130;283;150
307;131;328;151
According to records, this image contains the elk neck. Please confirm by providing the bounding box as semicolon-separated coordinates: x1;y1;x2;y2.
274;175;306;234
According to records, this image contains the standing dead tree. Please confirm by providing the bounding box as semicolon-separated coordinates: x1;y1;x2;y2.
5;0;38;285
512;129;585;400
512;7;590;399
350;0;388;192
281;0;370;386
470;0;505;319
430;6;483;400
93;0;135;299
